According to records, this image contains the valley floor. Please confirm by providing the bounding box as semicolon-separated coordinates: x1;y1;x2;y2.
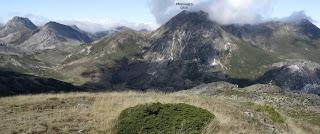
0;91;319;134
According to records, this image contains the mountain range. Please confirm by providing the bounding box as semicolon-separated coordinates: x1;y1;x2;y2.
1;10;320;96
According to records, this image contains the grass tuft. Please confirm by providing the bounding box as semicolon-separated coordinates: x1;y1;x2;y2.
255;104;285;123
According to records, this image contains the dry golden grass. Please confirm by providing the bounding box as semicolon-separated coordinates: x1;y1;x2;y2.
0;91;318;134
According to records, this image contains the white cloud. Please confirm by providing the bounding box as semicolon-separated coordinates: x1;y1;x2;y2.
267;11;320;28
24;14;49;26
280;11;313;22
148;0;273;25
147;0;177;24
60;18;158;33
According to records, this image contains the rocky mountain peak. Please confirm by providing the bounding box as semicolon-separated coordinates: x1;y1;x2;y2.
42;21;92;43
175;10;209;19
0;16;38;44
44;21;68;30
164;10;211;29
19;21;93;54
7;16;38;31
147;10;229;64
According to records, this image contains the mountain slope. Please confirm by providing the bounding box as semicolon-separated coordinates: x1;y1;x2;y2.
0;16;38;44
58;29;150;88
223;19;320;63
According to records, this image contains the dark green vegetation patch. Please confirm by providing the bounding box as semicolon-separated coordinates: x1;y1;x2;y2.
116;102;214;134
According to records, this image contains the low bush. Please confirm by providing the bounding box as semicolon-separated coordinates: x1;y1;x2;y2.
116;102;214;134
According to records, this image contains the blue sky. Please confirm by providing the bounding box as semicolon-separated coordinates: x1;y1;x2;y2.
0;0;154;23
0;0;319;31
272;0;319;21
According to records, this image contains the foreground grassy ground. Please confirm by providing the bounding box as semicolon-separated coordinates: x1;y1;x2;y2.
0;91;319;134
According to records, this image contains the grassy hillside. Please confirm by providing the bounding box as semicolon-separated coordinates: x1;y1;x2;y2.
0;90;319;134
228;41;280;80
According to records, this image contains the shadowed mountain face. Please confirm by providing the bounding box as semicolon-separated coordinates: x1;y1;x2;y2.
0;70;78;97
298;19;320;39
1;11;320;96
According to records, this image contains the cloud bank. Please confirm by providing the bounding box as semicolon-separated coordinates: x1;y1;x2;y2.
60;18;157;33
280;11;313;22
2;14;158;33
148;0;273;25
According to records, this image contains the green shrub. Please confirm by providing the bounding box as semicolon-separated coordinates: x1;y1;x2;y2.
116;102;214;134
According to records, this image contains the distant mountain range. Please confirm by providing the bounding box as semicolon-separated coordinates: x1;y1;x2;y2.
1;10;320;96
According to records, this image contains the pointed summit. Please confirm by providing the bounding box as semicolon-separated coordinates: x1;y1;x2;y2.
164;10;211;28
41;21;92;43
147;10;225;63
7;16;38;30
0;16;38;44
20;21;92;52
